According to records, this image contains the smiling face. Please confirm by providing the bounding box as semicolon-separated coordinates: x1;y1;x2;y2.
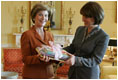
82;16;95;27
34;10;48;28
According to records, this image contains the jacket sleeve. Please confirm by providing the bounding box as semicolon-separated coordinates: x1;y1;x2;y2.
63;27;81;54
63;41;75;54
74;35;109;67
21;32;41;64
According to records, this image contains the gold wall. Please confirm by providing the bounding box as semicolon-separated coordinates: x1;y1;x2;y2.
52;1;117;37
1;1;30;47
1;1;117;47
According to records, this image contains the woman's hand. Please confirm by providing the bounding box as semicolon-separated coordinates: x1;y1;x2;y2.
37;54;50;62
64;53;75;66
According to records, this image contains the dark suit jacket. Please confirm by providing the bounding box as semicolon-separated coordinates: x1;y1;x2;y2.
21;26;54;79
64;26;109;79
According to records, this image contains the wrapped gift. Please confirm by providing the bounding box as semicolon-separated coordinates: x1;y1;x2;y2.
35;41;70;61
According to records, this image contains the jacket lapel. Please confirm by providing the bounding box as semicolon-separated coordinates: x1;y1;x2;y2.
85;26;100;41
31;26;48;45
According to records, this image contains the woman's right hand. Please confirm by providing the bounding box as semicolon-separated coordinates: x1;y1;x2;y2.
37;54;50;62
63;52;75;66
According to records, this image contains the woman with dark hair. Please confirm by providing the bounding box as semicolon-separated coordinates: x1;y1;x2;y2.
64;2;109;79
21;4;56;79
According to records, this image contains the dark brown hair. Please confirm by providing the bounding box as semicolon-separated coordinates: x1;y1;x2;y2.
80;2;104;25
31;3;49;23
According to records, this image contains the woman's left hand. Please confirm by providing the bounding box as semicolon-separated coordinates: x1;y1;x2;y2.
37;54;50;62
64;54;75;66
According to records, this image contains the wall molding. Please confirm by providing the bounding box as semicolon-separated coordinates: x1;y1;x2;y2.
1;44;14;48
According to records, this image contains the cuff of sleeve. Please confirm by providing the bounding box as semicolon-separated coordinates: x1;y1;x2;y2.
74;56;83;67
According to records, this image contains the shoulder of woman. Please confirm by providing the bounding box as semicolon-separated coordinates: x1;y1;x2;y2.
77;26;85;30
99;28;109;37
21;30;32;39
75;26;85;33
45;30;53;36
45;31;54;41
